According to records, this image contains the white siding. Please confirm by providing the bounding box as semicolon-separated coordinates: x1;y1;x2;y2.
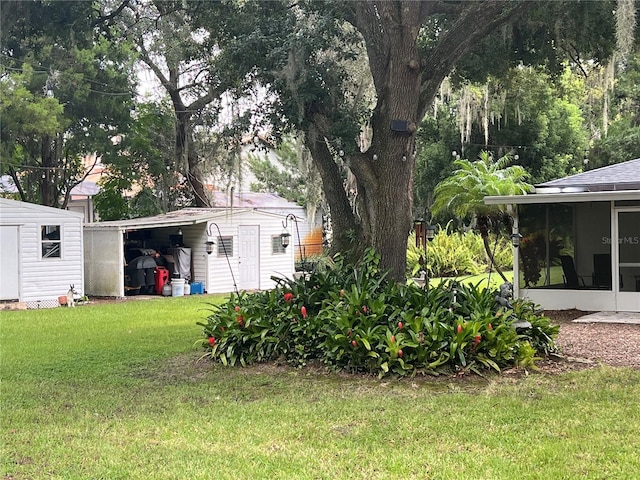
0;198;84;304
204;210;295;294
81;208;297;297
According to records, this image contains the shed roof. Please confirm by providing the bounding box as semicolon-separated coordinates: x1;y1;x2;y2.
0;197;84;219
84;207;296;230
536;158;640;192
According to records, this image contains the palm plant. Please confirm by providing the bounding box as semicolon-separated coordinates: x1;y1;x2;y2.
431;151;533;282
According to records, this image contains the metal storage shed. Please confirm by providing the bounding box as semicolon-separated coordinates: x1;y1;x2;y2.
83;208;298;297
0;198;84;308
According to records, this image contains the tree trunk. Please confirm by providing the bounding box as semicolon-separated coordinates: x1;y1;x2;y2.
478;216;508;283
304;121;365;259
349;2;423;281
175;111;210;208
295;1;534;281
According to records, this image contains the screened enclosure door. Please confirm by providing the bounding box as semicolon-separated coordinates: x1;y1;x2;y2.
615;209;640;312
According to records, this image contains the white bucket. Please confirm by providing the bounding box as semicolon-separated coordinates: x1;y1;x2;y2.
171;278;185;297
184;282;191;295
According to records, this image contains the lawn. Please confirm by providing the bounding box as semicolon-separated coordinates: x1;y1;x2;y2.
2;295;639;479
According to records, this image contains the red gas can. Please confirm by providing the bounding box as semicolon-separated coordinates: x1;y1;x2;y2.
154;267;170;295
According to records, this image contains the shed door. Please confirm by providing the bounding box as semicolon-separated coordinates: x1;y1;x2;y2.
0;226;20;301
238;225;260;290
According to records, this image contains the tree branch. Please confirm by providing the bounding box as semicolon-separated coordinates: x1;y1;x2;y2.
417;0;534;117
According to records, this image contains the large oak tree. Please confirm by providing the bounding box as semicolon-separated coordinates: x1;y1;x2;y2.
211;0;625;281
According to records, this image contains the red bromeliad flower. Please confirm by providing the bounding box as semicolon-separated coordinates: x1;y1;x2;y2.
474;335;481;346
235;305;240;312
237;315;245;327
457;324;463;334
284;292;294;303
362;305;368;313
398;322;403;330
301;306;307;318
391;335;396;343
488;323;493;331
398;349;403;358
208;337;216;346
352;340;357;347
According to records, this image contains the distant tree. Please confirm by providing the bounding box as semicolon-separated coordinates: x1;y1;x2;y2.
431;152;533;282
94;102;190;220
248;135;323;211
0;0;135;208
589;50;640;167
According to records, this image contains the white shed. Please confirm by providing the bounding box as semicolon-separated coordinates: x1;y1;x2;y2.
0;198;84;308
84;208;299;297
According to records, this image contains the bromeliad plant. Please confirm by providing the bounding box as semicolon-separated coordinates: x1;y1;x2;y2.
197;249;558;377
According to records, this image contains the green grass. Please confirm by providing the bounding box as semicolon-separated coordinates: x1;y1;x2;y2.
428;270;515;290
2;295;640;479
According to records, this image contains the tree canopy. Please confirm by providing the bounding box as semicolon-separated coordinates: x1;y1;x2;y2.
0;0;135;207
1;0;637;283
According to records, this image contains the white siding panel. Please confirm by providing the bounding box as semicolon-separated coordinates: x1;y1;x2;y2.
203;210;295;294
0;199;84;303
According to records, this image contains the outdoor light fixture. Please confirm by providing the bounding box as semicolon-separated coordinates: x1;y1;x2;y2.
425;223;436;241
280;231;291;249
282;213;306;272
510;232;523;248
205;239;215;255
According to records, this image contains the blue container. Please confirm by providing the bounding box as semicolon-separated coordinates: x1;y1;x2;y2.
190;282;204;294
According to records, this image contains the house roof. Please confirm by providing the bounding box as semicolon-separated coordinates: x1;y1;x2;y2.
484;159;640;205
84;207;296;230
536;158;640;192
210;191;301;209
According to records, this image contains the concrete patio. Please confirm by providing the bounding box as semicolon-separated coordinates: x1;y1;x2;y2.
574;311;640;325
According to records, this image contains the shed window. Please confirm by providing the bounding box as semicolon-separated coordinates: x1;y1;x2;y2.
41;225;61;258
271;235;286;255
217;236;233;257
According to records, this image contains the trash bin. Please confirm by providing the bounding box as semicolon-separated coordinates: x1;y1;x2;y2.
154;267;170;295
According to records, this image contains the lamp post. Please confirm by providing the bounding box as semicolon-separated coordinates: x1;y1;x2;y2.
414;220;436;290
204;222;239;297
280;213;306;270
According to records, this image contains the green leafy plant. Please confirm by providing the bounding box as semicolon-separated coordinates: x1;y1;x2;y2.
198;249;558;377
407;226;512;279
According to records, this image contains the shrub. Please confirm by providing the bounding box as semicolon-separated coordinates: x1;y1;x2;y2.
407;227;512;279
197;249;557;377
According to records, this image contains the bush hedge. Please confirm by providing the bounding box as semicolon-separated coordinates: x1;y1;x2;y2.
407;227;513;278
197;250;557;378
